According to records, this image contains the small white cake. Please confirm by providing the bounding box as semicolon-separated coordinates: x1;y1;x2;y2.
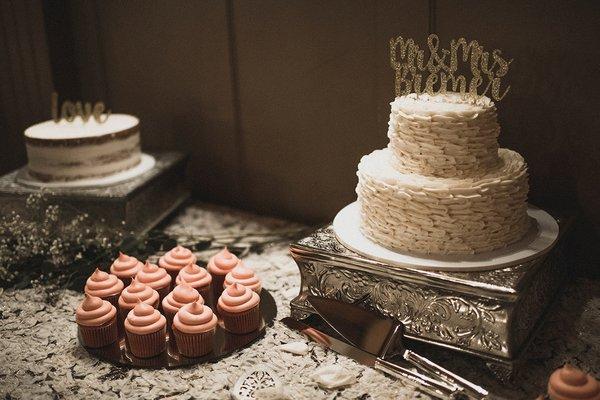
355;93;531;255
24;114;141;182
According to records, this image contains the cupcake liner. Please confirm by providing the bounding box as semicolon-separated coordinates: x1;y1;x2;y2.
78;317;118;348
126;326;166;358
119;277;133;288
196;284;213;308
211;274;226;301
155;285;171;306
163;309;177;335
218;304;261;334
166;269;181;290
173;327;215;357
101;293;120;309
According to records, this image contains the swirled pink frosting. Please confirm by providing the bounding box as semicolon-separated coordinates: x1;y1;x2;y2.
224;262;261;293
118;277;159;309
124;301;166;335
85;268;124;297
159;245;197;273
76;294;116;327
217;282;260;313
175;264;212;288
173;300;217;334
136;261;171;290
162;282;202;315
207;247;239;276
110;252;143;279
548;364;600;400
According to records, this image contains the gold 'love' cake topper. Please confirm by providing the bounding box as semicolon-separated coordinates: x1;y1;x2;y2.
390;34;512;101
51;92;111;123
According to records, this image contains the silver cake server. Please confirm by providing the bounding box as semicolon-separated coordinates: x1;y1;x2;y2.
281;316;462;399
307;295;490;400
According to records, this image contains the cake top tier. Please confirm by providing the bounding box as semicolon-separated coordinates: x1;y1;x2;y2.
387;93;501;178
25;114;138;140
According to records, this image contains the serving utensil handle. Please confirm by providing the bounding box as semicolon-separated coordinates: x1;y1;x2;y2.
403;350;489;399
374;358;468;399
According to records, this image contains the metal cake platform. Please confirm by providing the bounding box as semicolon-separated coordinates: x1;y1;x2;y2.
289;215;572;380
0;152;189;235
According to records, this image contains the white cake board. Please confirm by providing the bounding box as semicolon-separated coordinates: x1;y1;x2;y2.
15;153;156;189
333;202;559;272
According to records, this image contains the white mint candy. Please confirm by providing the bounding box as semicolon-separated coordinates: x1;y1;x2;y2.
278;341;309;356
311;365;356;390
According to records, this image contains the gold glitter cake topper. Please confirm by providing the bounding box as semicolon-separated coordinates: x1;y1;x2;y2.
390;34;512;101
51;92;111;123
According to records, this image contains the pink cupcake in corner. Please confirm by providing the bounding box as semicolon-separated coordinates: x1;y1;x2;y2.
224;262;261;293
159;245;197;287
124;301;167;358
76;294;118;348
110;252;143;286
207;247;239;300
161;282;202;332
118;277;160;327
84;268;124;308
176;264;213;305
136;261;172;302
217;283;261;334
173;300;217;357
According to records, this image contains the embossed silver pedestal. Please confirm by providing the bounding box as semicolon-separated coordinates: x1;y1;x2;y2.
0;152;189;235
289;218;571;380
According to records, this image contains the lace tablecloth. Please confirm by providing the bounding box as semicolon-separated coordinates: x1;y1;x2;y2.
1;203;598;399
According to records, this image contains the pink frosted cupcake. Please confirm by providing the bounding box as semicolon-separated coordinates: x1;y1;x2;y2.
176;264;213;305
159;245;197;287
161;282;202;332
125;301;167;358
224;262;261;293
109;252;143;286
547;364;600;400
173;300;217;357
217;283;261;334
136;261;172;302
84;268;124;308
118;278;159;327
76;294;118;348
207;248;239;300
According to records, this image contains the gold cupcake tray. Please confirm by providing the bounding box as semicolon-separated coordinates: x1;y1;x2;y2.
78;290;277;369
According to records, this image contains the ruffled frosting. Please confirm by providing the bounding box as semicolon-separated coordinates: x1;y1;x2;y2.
118;277;159;308
158;245;197;273
76;294;116;327
224;262;261;293
110;252;143;279
85;268;124;297
356;147;530;255
124;301;166;335
162;282;202;315
175;263;212;288
548;364;600;400
173;300;218;334
207;247;239;276
136;261;171;289
388;93;500;178
218;282;260;313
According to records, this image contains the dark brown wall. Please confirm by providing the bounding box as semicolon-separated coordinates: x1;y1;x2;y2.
1;1;599;237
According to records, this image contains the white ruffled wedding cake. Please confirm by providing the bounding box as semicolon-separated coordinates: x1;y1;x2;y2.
356;92;530;255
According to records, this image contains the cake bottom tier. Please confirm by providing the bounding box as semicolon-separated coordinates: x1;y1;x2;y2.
356;148;530;255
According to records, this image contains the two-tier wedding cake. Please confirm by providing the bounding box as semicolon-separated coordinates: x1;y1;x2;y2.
355;92;530;255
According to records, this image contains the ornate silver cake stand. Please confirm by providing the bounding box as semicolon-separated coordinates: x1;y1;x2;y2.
0;152;189;235
289;209;571;381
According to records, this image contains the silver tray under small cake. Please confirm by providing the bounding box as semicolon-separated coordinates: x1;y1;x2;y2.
79;290;276;369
